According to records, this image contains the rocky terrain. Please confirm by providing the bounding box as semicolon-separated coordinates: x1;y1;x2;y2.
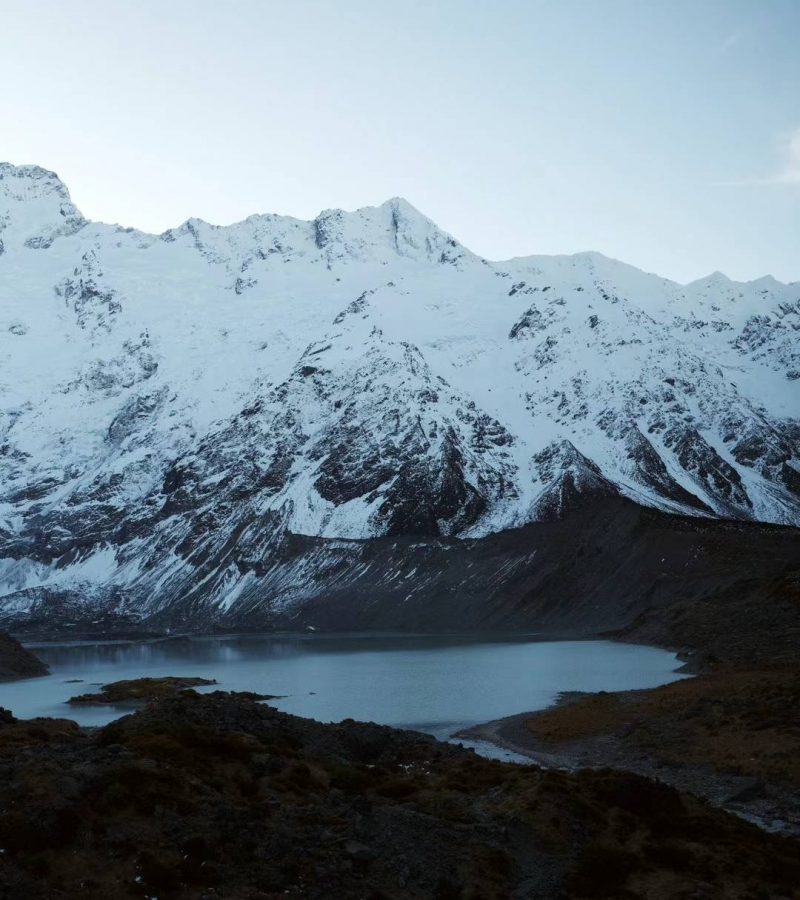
1;162;799;632
1;688;799;899
0;630;48;680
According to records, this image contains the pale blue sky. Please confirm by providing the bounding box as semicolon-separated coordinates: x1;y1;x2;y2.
1;0;798;282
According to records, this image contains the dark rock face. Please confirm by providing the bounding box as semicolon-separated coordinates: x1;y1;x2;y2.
623;427;710;512
57;251;122;333
530;440;619;521
1;691;799;899
509;303;551;339
731;422;800;497
378;427;490;536
662;425;752;515
0;632;48;681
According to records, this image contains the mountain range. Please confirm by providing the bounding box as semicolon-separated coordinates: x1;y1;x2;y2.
1;162;798;633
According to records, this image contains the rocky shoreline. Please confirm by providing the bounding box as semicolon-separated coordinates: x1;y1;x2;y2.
459;573;800;838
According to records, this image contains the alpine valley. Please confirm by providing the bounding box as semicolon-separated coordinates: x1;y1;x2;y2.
1;163;799;635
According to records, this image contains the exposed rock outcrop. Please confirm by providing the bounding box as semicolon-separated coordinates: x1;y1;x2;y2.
0;631;48;681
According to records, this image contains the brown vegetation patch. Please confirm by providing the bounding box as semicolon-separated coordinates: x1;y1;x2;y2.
527;670;800;785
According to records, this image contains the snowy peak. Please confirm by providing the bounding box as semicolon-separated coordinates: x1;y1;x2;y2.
311;196;469;266
0;163;74;207
152;196;470;278
0;163;85;251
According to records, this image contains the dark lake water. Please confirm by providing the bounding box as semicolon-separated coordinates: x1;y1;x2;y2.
1;634;684;760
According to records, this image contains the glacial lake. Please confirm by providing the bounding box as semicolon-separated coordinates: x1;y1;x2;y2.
1;634;684;760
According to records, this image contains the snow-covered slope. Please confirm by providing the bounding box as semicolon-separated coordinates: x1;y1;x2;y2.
0;163;798;627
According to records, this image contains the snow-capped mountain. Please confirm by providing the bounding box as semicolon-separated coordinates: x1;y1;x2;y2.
0;162;798;630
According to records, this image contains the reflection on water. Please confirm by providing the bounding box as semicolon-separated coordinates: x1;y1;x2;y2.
0;633;685;750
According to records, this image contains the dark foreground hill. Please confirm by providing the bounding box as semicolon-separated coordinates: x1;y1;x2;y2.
0;689;798;899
